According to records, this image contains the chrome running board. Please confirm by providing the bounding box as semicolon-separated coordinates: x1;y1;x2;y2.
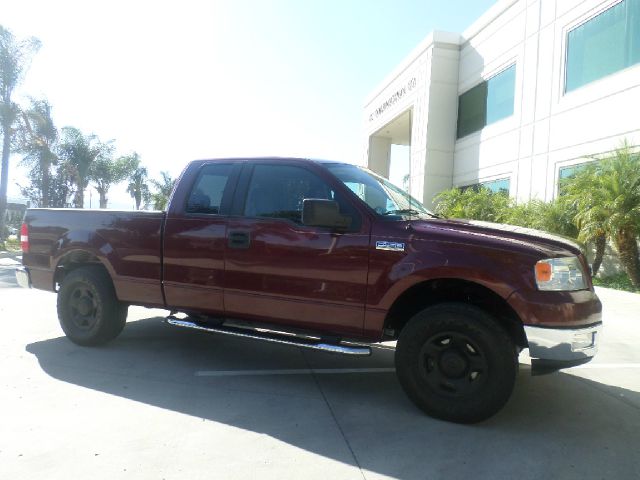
165;316;371;356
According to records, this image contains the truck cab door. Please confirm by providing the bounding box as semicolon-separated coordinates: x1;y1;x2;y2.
162;162;240;315
223;162;371;337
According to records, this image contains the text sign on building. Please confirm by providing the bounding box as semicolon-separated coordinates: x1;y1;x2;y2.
369;77;417;122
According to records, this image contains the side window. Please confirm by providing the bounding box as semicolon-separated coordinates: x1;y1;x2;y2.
186;164;233;214
244;165;332;223
244;164;359;228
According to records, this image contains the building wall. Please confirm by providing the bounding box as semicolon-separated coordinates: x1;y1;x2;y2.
364;0;640;206
455;0;640;202
363;32;461;207
423;42;461;205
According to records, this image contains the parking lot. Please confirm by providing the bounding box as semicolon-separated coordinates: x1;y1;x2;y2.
1;252;639;480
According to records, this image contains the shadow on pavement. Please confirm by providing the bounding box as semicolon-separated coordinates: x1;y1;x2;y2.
0;251;20;288
26;316;640;480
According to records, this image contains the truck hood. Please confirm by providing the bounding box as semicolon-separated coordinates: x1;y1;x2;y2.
409;218;583;257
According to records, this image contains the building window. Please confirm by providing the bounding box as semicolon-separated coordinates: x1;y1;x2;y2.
457;65;516;139
559;164;586;180
565;0;640;93
461;178;510;194
557;162;593;194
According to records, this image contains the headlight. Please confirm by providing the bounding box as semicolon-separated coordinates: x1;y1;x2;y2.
535;257;587;291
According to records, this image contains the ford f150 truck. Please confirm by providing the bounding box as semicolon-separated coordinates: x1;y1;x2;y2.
16;157;602;423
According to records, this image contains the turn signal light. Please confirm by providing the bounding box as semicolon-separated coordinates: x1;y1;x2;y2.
535;261;552;282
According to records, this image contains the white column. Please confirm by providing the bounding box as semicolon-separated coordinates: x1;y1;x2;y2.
367;136;392;178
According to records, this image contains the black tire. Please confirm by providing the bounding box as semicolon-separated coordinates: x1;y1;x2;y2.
395;302;517;423
57;266;128;346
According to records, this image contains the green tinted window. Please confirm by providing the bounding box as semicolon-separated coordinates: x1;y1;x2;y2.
461;178;510;194
557;162;594;195
559;164;584;180
457;81;487;138
457;65;516;139
484;178;510;194
566;0;640;92
486;65;516;124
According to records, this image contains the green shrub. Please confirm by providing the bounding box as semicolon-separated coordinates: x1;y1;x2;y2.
504;198;579;239
1;237;21;252
593;273;639;294
433;187;512;223
433;188;578;239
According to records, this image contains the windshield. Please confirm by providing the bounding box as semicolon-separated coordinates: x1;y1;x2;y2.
324;163;436;218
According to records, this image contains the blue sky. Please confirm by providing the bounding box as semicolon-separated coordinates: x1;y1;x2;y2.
4;0;496;209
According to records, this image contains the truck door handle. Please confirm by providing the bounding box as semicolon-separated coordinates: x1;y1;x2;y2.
228;231;250;249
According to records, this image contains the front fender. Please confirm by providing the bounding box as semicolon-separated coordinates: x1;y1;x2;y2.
367;238;535;312
361;238;536;339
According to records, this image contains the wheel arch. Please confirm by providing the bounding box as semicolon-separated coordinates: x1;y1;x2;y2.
54;249;114;291
384;278;527;349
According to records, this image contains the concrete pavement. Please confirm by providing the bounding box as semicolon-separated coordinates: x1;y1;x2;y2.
0;250;21;288
1;270;639;479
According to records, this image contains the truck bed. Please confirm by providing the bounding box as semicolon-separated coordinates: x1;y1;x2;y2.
22;209;166;307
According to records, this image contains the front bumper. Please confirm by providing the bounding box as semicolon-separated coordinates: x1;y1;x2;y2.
525;322;602;374
15;267;31;288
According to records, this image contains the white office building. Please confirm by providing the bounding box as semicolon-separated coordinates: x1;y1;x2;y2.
364;0;640;207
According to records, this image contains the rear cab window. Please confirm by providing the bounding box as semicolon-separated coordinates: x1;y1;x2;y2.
185;163;233;215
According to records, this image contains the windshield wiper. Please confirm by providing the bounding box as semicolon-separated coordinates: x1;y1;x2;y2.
382;209;442;219
382;209;423;216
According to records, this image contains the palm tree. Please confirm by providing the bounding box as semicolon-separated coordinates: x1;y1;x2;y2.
18;98;58;207
568;142;640;287
89;151;137;208
0;25;40;241
150;171;175;210
402;173;410;193
561;167;607;276
57;127;108;208
127;162;150;210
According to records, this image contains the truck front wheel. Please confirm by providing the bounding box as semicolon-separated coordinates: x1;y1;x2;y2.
395;303;517;423
57;266;128;346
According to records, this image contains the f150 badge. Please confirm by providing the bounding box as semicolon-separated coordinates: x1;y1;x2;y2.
376;241;405;252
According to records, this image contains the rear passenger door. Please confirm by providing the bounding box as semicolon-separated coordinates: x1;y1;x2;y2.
163;162;238;315
223;162;371;337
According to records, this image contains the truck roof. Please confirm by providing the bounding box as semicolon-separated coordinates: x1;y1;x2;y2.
188;157;353;167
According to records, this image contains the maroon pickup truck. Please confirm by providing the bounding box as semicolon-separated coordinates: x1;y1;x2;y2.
16;157;602;423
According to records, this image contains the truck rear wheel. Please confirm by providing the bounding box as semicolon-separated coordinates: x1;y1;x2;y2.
395;303;517;423
57;266;127;346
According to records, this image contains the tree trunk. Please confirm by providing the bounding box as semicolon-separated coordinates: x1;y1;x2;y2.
592;233;606;276
98;188;107;208
73;189;83;208
0;127;11;242
615;228;640;289
73;177;85;208
41;158;50;207
135;191;141;210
